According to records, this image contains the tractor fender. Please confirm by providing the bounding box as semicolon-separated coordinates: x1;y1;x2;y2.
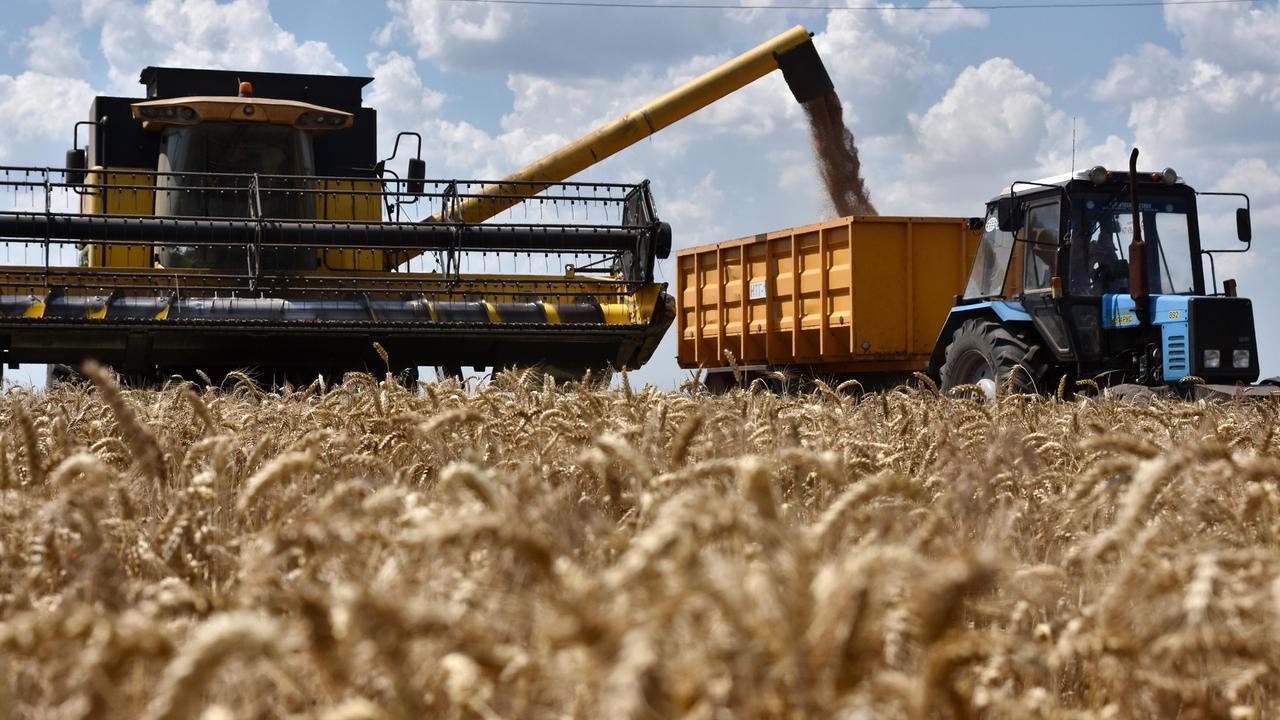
927;300;1034;377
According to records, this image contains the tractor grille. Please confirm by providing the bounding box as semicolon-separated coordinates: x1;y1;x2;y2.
1165;332;1188;377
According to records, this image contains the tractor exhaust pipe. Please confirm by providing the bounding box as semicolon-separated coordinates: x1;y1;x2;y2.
1127;147;1149;303
435;26;832;225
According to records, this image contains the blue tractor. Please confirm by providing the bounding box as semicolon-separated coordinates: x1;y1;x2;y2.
929;149;1270;398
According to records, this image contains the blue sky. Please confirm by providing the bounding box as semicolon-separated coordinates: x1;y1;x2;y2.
0;0;1277;387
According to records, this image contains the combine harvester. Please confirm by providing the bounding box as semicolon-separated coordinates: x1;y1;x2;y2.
0;26;833;385
678;150;1275;398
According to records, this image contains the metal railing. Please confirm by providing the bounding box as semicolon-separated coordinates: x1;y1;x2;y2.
0;166;664;302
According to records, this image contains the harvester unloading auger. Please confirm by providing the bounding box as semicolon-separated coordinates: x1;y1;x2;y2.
0;26;833;385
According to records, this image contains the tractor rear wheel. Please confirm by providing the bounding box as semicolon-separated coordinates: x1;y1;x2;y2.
939;318;1047;396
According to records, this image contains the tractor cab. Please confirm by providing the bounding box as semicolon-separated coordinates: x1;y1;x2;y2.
932;152;1261;394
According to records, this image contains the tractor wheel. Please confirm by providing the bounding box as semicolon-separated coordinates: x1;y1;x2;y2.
939;318;1047;397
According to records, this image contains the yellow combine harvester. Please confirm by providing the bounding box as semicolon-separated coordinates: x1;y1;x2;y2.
0;26;832;385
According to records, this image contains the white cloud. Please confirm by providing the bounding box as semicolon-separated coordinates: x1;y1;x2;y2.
0;72;97;163
880;0;989;36
1218;158;1280;197
378;0;805;78
82;0;347;95
813;2;986;136
663;172;727;250
907;58;1067;175
1093;2;1280;168
25;2;89;77
1164;0;1280;74
377;0;511;67
366;52;444;120
1091;44;1179;103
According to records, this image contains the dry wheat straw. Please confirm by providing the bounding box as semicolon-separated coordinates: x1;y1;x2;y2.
0;371;1276;718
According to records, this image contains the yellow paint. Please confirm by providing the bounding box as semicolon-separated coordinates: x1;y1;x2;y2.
601;303;631;324
0;262;666;328
22;301;45;319
87;300;108;320
630;283;666;324
83;168;155;268
317;179;385;271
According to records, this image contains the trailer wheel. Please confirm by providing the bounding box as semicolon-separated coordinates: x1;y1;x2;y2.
47;364;86;389
939;318;1046;396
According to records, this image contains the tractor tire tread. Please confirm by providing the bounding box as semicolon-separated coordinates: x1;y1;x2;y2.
939;317;1049;395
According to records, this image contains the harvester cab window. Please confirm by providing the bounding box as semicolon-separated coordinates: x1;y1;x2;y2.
963;206;1016;300
1022;202;1060;291
156;123;317;219
155;123;319;270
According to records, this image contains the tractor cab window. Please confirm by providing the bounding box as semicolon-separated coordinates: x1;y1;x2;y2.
1070;196;1195;296
963;206;1016;299
1022;202;1060;291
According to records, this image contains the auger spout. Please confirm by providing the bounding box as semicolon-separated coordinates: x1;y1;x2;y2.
435;25;833;225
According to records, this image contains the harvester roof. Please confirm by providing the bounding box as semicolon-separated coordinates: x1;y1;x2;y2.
131;96;353;132
139;66;371;109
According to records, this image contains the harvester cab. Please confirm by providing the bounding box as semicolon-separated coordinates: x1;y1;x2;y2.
931;149;1269;398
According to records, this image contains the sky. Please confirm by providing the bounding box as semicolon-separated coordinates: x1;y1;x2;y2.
0;0;1277;388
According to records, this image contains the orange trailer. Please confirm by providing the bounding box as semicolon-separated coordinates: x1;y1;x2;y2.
676;215;981;389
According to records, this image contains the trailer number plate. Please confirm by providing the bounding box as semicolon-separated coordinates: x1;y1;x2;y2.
749;281;767;300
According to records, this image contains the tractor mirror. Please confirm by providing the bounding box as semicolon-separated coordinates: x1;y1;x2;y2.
65;148;86;185
996;197;1022;232
1237;207;1252;243
407;157;426;195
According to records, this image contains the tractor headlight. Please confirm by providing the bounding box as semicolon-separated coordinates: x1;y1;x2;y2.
1203;349;1221;369
1233;349;1251;369
1088;166;1108;185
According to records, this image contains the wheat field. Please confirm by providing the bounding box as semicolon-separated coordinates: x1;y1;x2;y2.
0;365;1278;719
